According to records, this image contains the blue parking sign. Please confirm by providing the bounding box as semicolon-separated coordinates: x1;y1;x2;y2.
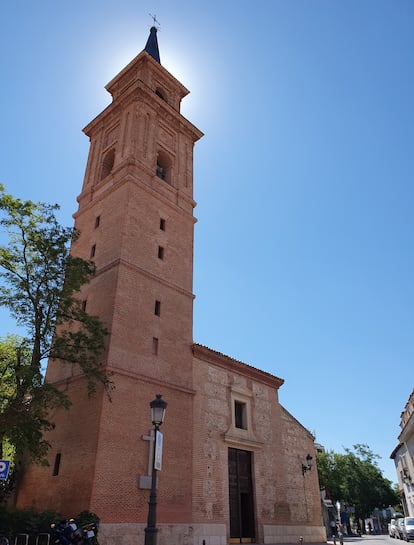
0;460;10;480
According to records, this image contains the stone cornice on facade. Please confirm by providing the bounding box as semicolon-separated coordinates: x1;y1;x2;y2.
399;388;414;439
390;442;404;460
192;342;284;389
222;434;264;450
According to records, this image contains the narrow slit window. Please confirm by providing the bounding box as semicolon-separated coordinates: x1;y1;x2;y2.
160;218;166;231
95;216;101;228
53;453;61;476
158;246;164;260
154;300;161;316
152;337;159;355
235;401;247;430
82;300;87;311
90;244;96;258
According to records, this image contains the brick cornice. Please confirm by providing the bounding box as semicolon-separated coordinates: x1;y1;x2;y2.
93;256;195;300
84;79;203;143
47;365;196;397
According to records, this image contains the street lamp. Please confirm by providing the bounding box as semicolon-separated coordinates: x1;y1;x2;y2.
301;453;313;476
403;468;412;484
150;394;167;428
144;394;167;545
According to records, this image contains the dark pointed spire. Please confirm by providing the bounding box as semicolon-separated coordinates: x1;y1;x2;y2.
144;26;161;64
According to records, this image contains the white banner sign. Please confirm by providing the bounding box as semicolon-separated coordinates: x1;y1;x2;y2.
154;430;163;471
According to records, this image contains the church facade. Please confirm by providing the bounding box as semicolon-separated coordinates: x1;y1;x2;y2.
16;27;326;545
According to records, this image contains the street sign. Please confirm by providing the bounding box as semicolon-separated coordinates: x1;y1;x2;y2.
0;460;10;480
154;430;163;471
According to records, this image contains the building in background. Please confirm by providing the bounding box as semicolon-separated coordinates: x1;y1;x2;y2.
391;389;414;517
16;26;325;545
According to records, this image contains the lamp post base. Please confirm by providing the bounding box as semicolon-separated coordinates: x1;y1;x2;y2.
144;526;158;545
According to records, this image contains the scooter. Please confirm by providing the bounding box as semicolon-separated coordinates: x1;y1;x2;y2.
50;519;98;545
81;523;98;545
50;520;72;545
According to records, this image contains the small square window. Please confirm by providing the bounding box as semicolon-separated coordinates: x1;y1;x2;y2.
154;300;161;316
152;337;159;355
160;218;166;231
90;244;96;258
235;401;247;430
158;246;164;260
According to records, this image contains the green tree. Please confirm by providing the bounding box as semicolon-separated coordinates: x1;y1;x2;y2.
317;444;400;522
0;186;111;466
0;335;67;463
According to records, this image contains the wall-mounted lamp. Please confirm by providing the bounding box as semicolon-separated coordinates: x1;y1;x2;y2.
403;468;412;484
302;453;313;476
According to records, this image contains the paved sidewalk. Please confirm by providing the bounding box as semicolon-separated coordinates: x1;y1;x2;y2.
272;536;384;545
265;534;394;545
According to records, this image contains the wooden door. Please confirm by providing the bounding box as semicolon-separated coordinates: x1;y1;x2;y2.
228;448;255;543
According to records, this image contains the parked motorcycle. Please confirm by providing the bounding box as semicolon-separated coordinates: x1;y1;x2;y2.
0;531;10;545
81;523;98;545
51;519;98;545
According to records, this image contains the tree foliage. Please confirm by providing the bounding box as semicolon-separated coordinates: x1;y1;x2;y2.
317;444;400;519
0;186;111;464
0;336;68;463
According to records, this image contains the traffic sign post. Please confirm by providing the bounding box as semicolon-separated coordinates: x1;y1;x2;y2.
0;460;10;480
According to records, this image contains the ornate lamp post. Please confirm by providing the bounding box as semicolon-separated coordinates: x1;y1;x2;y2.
144;394;167;545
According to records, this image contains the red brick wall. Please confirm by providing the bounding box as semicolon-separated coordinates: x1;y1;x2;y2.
16;42;326;545
18;48;201;524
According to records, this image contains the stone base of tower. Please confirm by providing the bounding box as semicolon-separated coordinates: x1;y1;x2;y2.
98;522;326;545
99;522;227;545
263;524;327;544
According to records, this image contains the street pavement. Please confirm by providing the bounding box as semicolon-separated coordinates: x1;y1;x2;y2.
273;535;398;545
324;535;396;545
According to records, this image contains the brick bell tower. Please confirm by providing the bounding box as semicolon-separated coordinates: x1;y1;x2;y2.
17;25;203;531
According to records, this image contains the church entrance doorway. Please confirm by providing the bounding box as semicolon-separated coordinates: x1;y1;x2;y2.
228;447;255;543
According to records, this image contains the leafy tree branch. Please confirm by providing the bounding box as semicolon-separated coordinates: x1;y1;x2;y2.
317;443;400;523
0;185;111;465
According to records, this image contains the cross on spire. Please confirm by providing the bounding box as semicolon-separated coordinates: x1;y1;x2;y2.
149;13;160;29
144;18;161;63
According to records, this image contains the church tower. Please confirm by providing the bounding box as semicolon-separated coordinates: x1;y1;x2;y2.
17;26;327;545
17;25;203;527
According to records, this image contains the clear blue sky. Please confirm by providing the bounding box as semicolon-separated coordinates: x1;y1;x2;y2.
1;0;413;484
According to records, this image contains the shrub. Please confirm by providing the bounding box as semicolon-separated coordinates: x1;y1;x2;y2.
75;511;100;528
0;507;61;537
